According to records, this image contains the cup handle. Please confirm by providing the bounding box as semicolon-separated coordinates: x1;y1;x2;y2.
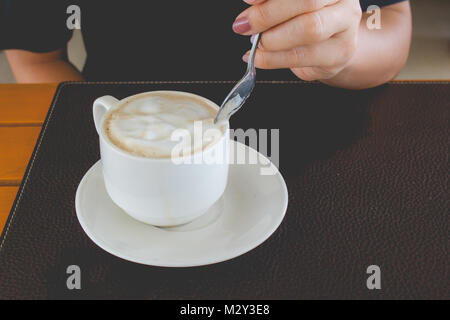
93;96;119;134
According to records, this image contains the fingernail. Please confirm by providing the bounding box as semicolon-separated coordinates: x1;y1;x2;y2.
233;17;251;34
242;52;250;62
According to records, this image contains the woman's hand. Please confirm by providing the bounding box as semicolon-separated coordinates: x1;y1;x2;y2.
233;0;362;81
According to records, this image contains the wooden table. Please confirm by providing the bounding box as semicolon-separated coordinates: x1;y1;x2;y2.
0;84;58;232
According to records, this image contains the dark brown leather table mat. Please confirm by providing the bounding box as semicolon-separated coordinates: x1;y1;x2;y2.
0;81;448;299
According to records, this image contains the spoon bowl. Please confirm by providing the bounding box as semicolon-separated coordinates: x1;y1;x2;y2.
214;33;261;124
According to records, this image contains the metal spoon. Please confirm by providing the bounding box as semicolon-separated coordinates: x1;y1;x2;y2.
214;33;261;124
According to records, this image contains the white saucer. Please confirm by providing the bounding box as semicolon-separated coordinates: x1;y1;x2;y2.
75;141;288;267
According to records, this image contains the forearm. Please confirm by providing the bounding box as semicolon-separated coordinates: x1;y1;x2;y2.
9;59;83;83
322;2;412;89
5;49;84;83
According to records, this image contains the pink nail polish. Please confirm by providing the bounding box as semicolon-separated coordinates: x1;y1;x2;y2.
242;53;249;62
233;17;251;34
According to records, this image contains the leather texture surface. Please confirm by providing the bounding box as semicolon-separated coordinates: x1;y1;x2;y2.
0;81;448;299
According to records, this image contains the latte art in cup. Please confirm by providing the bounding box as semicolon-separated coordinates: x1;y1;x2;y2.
103;91;226;158
93;90;230;226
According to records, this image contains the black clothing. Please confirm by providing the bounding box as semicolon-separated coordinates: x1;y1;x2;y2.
0;0;408;81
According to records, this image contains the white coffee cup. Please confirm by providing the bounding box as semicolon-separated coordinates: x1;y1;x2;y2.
93;91;229;227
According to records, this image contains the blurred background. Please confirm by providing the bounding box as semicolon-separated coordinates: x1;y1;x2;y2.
0;0;449;83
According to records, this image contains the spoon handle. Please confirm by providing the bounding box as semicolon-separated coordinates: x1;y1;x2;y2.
247;33;261;72
214;33;261;124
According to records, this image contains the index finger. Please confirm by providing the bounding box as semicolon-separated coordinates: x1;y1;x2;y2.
233;0;339;35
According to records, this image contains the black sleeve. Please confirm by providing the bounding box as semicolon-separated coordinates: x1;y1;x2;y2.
360;0;408;11
0;0;73;52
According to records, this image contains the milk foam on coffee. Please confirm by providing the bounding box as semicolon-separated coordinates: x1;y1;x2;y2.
103;92;225;158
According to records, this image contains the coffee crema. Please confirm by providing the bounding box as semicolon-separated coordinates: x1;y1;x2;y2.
103;91;225;158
